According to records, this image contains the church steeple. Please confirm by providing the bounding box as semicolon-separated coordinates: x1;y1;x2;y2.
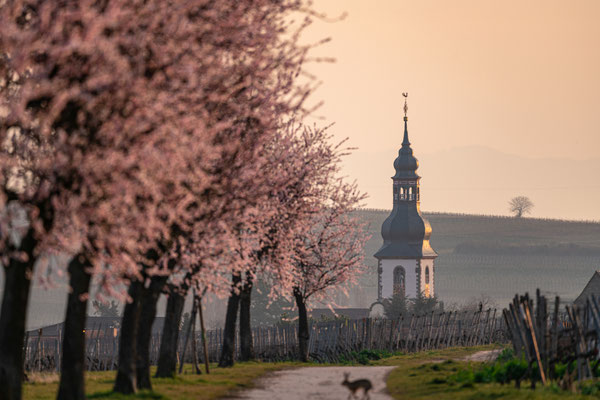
373;93;437;302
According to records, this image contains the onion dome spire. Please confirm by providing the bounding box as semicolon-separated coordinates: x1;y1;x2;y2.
393;93;418;179
374;92;437;260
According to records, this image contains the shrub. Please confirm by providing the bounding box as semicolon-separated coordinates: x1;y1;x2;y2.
495;348;514;363
491;363;508;384
503;357;529;387
450;369;475;385
580;381;600;395
339;349;395;365
474;365;494;383
449;349;528;388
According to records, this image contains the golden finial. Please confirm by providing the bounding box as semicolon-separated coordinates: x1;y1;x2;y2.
402;92;408;119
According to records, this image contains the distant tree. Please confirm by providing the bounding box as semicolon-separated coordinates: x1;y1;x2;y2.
509;196;534;218
92;301;120;318
383;294;409;320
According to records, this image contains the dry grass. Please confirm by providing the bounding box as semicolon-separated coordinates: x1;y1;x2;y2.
25;372;60;384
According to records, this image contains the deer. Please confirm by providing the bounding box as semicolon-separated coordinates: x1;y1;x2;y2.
341;372;373;400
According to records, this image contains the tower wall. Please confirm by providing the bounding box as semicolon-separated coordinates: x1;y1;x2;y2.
380;259;418;299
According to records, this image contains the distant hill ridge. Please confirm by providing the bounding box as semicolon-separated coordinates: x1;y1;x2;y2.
354;208;600;307
454;242;600;256
6;208;600;329
357;208;600;225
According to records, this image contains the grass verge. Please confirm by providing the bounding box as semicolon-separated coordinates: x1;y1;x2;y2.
30;345;591;399
23;362;304;400
383;345;591;399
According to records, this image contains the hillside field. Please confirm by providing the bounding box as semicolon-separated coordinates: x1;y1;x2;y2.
2;210;600;329
357;209;600;308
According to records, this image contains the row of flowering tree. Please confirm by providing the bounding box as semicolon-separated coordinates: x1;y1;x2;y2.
0;1;367;399
217;124;368;367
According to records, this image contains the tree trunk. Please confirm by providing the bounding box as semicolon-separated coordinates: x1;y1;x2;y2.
113;280;143;394
294;287;310;362
135;275;168;390
239;275;255;361
218;274;242;367
191;301;201;375
0;228;36;400
57;254;92;400
155;286;186;378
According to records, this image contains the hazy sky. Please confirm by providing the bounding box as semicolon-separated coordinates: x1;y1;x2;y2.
303;0;600;220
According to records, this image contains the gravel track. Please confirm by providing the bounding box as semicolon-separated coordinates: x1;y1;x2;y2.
227;365;395;399
227;350;499;399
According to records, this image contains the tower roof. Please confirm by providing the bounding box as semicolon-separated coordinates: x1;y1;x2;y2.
374;206;437;259
393;117;419;180
374;94;437;260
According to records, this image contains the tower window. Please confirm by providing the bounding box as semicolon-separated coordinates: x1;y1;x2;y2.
425;266;430;284
393;266;405;296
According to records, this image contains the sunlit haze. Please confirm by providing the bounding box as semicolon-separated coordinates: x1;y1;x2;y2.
305;0;600;220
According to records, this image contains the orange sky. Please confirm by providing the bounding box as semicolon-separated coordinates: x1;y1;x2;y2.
303;0;600;220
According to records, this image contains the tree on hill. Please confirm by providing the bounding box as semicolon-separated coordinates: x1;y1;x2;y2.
509;196;534;218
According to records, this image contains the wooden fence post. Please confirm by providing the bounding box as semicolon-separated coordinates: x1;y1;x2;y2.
523;298;546;385
179;295;198;374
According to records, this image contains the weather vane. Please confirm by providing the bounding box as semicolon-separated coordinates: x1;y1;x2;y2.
402;92;408;118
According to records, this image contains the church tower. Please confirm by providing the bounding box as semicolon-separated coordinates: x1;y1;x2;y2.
374;94;437;300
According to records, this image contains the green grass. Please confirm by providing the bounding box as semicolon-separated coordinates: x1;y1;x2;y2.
25;345;599;399
382;345;591;399
23;362;304;400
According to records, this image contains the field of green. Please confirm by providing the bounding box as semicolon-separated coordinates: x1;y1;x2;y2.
23;363;304;400
380;347;593;399
23;346;600;399
357;210;600;307
6;210;600;329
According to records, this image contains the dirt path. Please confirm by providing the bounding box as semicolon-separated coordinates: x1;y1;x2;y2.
227;350;500;399
227;366;395;400
461;349;502;362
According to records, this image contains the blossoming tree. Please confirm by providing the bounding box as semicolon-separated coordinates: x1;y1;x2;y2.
0;1;198;397
218;124;338;366
0;0;317;398
292;180;369;361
